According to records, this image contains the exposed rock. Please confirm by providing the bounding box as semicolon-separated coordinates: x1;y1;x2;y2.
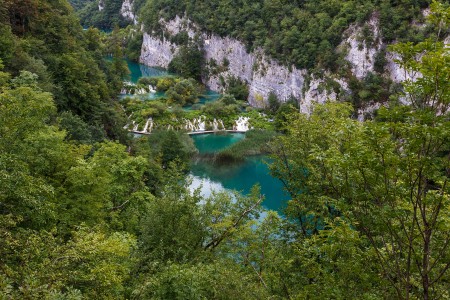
120;0;137;25
136;12;439;112
342;15;382;79
140;33;176;69
98;0;104;11
386;52;419;83
140;17;339;108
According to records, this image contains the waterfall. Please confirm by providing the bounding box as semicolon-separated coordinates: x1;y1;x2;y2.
212;118;219;131
198;116;206;131
135;88;147;95
122;81;135;94
219;120;225;130
132;121;139;131
234;116;250;132
184;116;207;132
141;117;153;133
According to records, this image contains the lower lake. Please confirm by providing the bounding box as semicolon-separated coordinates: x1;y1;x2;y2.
123;58;289;212
189;133;289;212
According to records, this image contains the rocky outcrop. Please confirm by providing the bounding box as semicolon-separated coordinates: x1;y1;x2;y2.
120;0;137;25
342;15;382;79
386;52;419;83
140;33;176;68
140;16;341;108
136;10;437;112
98;0;104;11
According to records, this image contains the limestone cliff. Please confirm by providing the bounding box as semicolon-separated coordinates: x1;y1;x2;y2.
139;16;343;109
127;4;414;110
341;15;382;80
120;0;137;25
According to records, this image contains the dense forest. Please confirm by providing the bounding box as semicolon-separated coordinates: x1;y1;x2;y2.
1;0;450;299
76;0;131;29
76;0;447;110
136;0;435;70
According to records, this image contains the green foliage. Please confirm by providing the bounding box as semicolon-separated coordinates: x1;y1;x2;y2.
166;78;201;106
78;0;131;29
0;0;130;140
0;224;136;299
267;91;280;113
168;43;204;80
138;0;432;71
224;76;249;101
200;100;240;126
60;111;106;144
346;72;395;110
5;2;450;299
270;15;450;295
216;129;278;162
69;0;95;11
146;130;197;169
219;93;237;105
0;24;14;64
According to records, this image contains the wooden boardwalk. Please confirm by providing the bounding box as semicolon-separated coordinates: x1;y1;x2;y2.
130;130;247;136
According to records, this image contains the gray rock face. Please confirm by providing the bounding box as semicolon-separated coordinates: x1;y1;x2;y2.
386;52;418;83
140;33;176;69
342;15;382;79
136;10;438;112
120;0;137;25
139;17;338;108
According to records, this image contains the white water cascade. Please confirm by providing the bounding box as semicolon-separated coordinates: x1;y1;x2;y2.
140;117;153;133
132;121;139;131
121;82;156;95
121;81;134;94
185;116;207;132
211;118;219;131
234;116;251;132
218;120;225;130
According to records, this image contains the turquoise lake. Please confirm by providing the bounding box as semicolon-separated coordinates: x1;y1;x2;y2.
190;133;289;212
126;58;169;83
124;59;221;105
123;58;289;212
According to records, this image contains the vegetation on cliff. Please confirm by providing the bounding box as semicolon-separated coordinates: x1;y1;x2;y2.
1;0;450;299
138;0;433;71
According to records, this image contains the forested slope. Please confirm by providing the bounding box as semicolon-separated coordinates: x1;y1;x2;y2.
1;0;131;142
137;0;433;70
1;0;450;299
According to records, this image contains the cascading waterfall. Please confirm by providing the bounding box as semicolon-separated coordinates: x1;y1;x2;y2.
121;82;157;95
234;116;251;132
132;121;139;131
219;120;225;130
211;119;217;131
184;116;207;132
141;117;153;133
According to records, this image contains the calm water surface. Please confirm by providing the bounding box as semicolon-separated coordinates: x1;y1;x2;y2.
123;59;289;212
125;59;221;104
190;133;289;212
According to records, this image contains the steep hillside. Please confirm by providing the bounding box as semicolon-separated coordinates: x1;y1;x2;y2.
77;0;131;28
0;0;130;141
137;0;430;69
115;0;446;113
